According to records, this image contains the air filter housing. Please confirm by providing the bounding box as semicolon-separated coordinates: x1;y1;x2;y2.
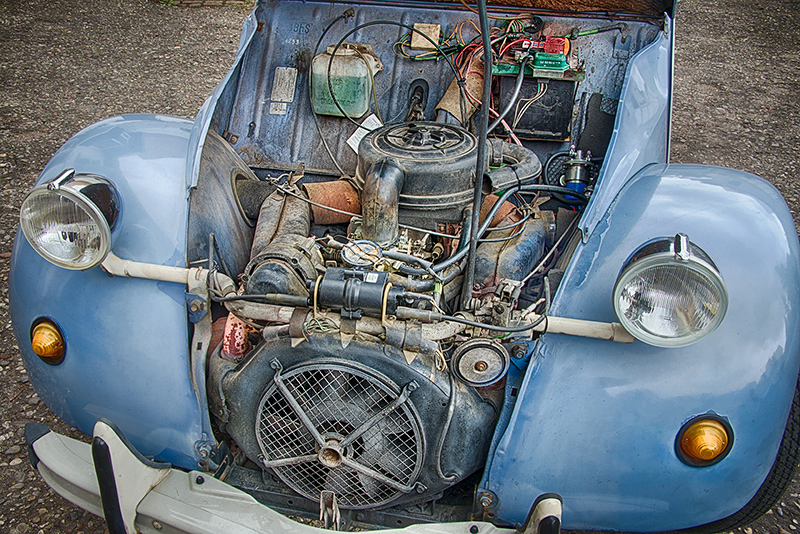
355;122;478;224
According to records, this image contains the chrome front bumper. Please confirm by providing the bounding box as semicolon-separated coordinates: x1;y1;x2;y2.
26;420;528;534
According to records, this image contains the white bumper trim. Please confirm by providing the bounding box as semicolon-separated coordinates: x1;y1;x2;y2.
27;420;515;534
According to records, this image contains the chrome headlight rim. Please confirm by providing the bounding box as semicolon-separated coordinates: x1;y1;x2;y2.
613;233;728;348
20;169;118;271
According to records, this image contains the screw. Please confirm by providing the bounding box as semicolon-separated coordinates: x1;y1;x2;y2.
512;345;526;359
196;475;205;485
479;493;494;508
356;513;365;521
470;526;479;534
152;521;163;530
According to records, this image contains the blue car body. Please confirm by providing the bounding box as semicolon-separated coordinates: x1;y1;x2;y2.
11;0;800;532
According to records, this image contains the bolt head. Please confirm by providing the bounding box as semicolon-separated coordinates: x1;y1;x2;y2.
478;492;494;507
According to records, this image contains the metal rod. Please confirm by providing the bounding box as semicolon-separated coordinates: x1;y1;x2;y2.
340;457;415;494
262;455;318;468
270;360;327;449
339;382;416;449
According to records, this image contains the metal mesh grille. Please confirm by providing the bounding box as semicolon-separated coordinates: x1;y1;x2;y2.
256;362;423;509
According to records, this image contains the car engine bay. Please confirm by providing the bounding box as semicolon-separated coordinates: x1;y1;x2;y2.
189;1;664;528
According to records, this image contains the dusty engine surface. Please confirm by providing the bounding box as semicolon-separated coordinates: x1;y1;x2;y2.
206;117;551;507
193;6;629;527
204;118;563;523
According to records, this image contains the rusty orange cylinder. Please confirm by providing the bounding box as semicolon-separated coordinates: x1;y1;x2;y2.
303;180;361;225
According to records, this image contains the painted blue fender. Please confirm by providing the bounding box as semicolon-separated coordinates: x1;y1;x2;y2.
9;115;207;470
483;164;800;531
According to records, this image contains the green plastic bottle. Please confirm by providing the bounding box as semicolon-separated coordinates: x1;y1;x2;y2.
311;44;382;118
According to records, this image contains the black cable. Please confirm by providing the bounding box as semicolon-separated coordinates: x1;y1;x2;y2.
326;20;467;130
309;9;354;176
401;184;586;277
482;209;531;232
211;294;268;302
210;293;310;307
477;220;527;243
518;184;589;202
460;0;493;310
435;372;459;482
518;188;587;206
441;312;546;333
486;55;530;132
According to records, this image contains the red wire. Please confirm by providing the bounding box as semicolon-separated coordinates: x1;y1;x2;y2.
499;38;531;57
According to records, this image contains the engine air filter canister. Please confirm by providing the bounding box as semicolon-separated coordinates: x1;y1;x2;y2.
356;122;479;223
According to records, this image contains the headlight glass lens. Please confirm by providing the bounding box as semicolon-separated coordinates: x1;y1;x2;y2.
613;235;727;347
20;181;112;270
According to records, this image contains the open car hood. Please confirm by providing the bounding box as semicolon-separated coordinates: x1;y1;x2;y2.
425;0;669;17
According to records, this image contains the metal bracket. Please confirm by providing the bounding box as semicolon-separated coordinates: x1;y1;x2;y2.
340;318;357;348
496;278;523;303
47;168;75;191
477;488;498;520
222;131;239;145
288;163;305;186
320;490;341;531
194;435;217;472
186;268;218;472
185;292;207;323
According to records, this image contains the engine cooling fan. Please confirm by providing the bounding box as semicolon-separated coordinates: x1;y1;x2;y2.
255;360;425;509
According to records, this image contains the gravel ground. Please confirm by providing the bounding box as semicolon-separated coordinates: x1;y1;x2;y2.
0;0;798;533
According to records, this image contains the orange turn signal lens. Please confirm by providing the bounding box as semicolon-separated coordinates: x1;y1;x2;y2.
679;418;731;465
31;321;65;362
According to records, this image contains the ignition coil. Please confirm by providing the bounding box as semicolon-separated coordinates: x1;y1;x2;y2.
315;267;404;320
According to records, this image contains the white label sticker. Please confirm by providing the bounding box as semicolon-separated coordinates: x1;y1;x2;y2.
346;114;383;154
269;102;288;115
364;272;380;283
270;67;297;103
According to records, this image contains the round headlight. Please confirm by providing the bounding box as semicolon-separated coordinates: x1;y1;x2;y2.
613;233;728;348
20;169;119;270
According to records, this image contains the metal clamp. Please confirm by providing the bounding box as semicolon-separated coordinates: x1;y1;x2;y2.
320;490;341;531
